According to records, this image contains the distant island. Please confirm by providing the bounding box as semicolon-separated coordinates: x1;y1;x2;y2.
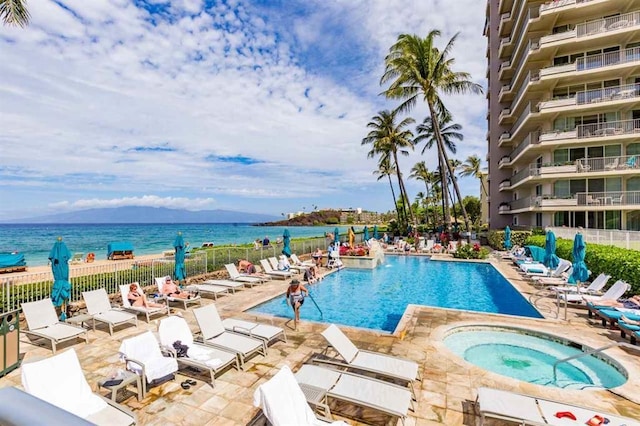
1;206;279;224
259;210;341;226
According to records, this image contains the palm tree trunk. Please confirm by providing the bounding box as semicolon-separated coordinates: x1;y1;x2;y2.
392;151;416;229
388;175;400;224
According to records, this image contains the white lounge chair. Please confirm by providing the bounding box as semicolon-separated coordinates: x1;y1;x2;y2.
519;262;549;276
21;298;88;353
253;365;348;426
186;282;230;299
118;331;178;397
326;250;342;269
560;280;630;304
291;253;315;267
550;273;610;295
225;263;267;286
157;316;239;386
82;288;138;335
193;304;266;370
202;279;245;293
221;317;287;350
476;387;640;426
422;239;435;253
119;283;169;322
319;324;420;398
21;349;136;425
154;276;202;309
271;256;305;274
260;259;292;279
295;364;413;425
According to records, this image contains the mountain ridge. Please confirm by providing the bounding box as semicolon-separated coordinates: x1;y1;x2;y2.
2;206;279;224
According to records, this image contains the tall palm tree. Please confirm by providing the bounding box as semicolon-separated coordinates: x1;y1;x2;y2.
1;0;30;27
410;161;438;226
362;109;417;228
373;156;401;224
461;154;487;196
381;31;483;234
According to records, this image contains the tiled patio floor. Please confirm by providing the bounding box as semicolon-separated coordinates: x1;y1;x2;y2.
1;254;639;425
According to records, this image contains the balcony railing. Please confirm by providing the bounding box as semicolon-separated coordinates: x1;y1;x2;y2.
510;164;539;186
511;71;540;111
576;47;640;72
539;0;595;13
508;191;640;211
539;83;640;110
511;102;539;136
499;156;511;167
577;11;640;38
499;180;511;190
578;118;640;138
576;155;640;172
509;131;540;161
539;30;576;46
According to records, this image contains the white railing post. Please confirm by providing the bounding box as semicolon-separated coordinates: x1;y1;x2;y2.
627;232;631;250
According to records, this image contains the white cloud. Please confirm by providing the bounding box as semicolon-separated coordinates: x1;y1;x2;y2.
49;195;216;210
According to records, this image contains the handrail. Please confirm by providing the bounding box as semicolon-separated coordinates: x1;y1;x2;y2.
307;290;323;319
552;342;640;382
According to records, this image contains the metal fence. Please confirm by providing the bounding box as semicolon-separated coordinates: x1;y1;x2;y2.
547;227;640;251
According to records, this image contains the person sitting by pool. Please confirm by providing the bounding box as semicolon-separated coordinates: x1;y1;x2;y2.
162;277;196;299
311;248;323;267
127;283;164;308
277;256;290;271
303;265;322;284
286;279;308;330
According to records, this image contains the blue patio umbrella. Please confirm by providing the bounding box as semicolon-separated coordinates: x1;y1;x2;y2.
282;229;292;257
174;232;186;282
334;227;340;245
543;230;560;269
503;226;512;250
373;225;379;240
49;238;72;320
569;233;589;284
363;226;369;242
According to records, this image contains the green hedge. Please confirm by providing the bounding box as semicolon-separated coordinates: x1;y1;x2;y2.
487;230;532;250
525;235;640;294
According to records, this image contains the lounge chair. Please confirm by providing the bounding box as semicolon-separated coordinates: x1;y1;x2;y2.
291;253;315;267
559;280;630;304
157;316;239;386
326;250;342;269
550;273;610;294
595;308;640;329
518;262;549;276
225;263;268;286
531;267;573;287
422;239;435;253
318;324;420;398
202;279;245;293
476;387;639;426
185;282;230;299
253;365;348;426
260;259;292;279
118;331;178;397
221;317;287;350
154;276;202;309
21;348;136;425
118;283;169;322
69;252;84;264
295;364;413;425
270;256;306;274
82;288;138;335
21;298;88;353
618;318;640;344
193;304;266;370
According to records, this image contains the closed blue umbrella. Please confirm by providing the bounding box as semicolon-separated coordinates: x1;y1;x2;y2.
373;225;379;240
363;226;369;242
282;229;292;257
49;238;72;320
334;227;340;245
503;226;512;250
543;230;560;269
569;233;589;284
174;232;186;282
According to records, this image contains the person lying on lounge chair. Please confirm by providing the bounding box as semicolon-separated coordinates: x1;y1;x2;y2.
592;295;640;308
237;259;269;278
127;283;164;308
162;277;197;299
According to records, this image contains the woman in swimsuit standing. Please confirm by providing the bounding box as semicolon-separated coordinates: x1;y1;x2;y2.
285;279;308;330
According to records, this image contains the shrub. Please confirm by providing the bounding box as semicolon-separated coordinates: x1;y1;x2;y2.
453;243;490;260
487;230;532;250
525;235;640;294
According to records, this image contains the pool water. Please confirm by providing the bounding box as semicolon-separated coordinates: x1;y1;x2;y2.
445;328;626;389
249;256;542;332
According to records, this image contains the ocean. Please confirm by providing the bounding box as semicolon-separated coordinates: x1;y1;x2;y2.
0;223;346;267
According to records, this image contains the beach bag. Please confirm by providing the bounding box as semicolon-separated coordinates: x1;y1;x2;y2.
172;340;189;357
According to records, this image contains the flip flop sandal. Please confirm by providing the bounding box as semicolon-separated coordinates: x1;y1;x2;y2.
180;381;191;390
185;379;197;386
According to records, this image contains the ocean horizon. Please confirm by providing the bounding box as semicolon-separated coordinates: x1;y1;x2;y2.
0;223;346;267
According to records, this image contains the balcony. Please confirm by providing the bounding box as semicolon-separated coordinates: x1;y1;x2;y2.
499;36;513;58
498;156;511;168
498;60;512;81
539;119;640;144
499;0;514;14
539;83;640;112
498;132;511;147
575;191;640;207
540;47;640;80
504;191;640;213
510;165;540;187
539;0;596;14
499;12;513;36
499;108;513;124
508;131;540;163
498;204;511;213
510;71;541;113
499;84;513;102
499;180;511;191
539;30;576;47
577;11;640;38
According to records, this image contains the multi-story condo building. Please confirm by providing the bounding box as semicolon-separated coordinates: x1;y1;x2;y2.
485;0;640;231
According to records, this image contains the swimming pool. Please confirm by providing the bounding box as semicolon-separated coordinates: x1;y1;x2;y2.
444;326;627;389
249;256;542;332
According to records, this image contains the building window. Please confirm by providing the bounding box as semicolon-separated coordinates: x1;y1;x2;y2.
554;211;569;226
627;143;640;155
606;211;621;229
535;213;542;227
513;215;518;226
627;211;640;231
627;177;640;191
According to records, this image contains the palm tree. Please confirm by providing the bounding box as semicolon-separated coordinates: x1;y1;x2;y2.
381;31;483;234
461;154;487;196
1;0;30;27
362;109;417;228
373;156;401;224
409;161;438;226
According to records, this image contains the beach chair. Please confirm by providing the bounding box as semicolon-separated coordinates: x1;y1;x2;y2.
476;387;640;426
118;331;178;397
291;253;316;267
270;256;306;274
21;298;88;353
185;282;231;300
221;317;287;350
82;288;138;335
225;263;268;285
154;276;202;309
69;252;84;264
295;364;413;425
326;250;342;269
594;307;640;329
192;304;266;370
119;283;169;323
549;273;610;295
260;259;292;279
318;324;420;398
157;316;239;386
201;279;244;293
560;280;630;304
253;365;348;426
518;262;549;276
422;239;434;253
21;348;136;425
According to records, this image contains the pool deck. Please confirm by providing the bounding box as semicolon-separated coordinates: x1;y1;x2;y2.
1;252;640;425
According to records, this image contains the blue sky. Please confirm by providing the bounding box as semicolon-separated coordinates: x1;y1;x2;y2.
0;0;487;220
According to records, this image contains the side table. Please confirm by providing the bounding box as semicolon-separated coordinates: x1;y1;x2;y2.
66;313;95;331
98;370;143;402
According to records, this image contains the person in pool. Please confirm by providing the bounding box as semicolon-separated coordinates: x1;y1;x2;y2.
127;283;164;308
286;279;308;330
